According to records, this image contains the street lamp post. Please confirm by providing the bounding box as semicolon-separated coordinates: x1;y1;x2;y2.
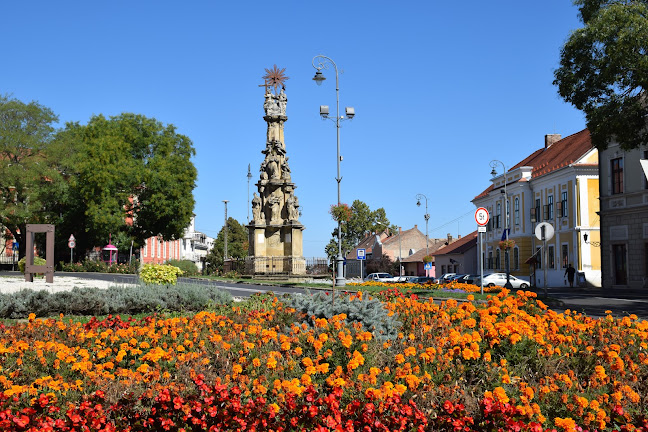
312;55;355;288
490;160;513;289
247;164;252;224
415;194;430;256
223;200;229;261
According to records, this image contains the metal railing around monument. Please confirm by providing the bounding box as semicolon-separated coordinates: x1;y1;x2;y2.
238;257;330;276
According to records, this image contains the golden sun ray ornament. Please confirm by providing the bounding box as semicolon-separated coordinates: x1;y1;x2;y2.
262;64;289;93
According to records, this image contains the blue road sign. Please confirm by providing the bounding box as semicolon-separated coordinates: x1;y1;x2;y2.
424;262;433;270
12;242;19;251
357;248;366;260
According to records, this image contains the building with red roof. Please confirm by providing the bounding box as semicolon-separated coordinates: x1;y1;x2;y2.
472;130;600;287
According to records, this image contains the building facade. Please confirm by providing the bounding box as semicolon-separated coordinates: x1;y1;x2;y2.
432;231;479;276
472;130;601;287
140;216;213;271
599;143;648;289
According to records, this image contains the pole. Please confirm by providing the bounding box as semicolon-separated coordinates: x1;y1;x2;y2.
247;164;252;224
480;231;484;295
398;227;402;277
129;240;133;266
223;200;229;261
70;247;73;264
360;258;363;281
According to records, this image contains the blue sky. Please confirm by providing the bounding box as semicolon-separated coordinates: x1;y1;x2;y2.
1;1;586;257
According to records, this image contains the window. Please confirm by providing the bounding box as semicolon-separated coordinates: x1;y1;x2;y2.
496;202;501;229
535;199;541;223
611;157;624;194
514;198;520;225
536;247;542;269
144;241;148;258
441;265;446;274
613;244;627;285
496;249;501;269
157;240;161;258
151;239;155;258
548;195;554;220
488;251;493;269
562;244;569;268
513;247;519;270
561;192;568;217
548;245;555;269
163;241;166;259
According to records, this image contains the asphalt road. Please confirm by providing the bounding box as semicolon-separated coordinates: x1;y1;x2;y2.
2;272;647;319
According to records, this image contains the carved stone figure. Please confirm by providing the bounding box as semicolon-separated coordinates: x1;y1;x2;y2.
287;193;300;221
278;87;287;115
263;92;280;116
281;157;291;181
252;193;262;223
267;155;280;180
268;195;282;223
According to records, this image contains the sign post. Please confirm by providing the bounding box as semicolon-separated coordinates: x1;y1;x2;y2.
475;208;490;295
68;234;76;264
357;248;366;280
535;222;555;298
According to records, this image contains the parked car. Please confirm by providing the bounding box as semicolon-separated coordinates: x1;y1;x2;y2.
479;273;530;289
437;273;457;284
448;274;467;282
409;276;436;285
394;275;417;283
456;274;481;284
364;272;398;283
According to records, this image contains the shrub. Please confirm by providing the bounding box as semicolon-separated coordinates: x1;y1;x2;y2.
166;259;200;277
140;263;183;285
285;291;402;341
0;282;233;319
17;256;46;274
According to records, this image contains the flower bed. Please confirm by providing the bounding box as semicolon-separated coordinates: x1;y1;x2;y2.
350;280;502;293
0;290;647;431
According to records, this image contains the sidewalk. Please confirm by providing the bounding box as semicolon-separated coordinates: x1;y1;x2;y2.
528;285;648;319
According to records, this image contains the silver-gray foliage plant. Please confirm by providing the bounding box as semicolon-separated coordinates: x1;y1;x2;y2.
285;291;402;341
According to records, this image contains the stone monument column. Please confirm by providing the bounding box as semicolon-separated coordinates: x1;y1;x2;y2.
247;67;305;276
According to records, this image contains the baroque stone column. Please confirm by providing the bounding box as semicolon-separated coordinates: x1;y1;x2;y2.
247;76;305;275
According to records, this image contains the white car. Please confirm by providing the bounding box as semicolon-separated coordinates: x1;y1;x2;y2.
364;272;398;283
479;273;530;289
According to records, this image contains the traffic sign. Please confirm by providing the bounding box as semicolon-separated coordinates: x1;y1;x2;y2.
68;234;76;242
12;242;19;251
535;222;555;241
357;248;366;260
475;207;489;226
424;262;433;270
68;240;76;249
478;226;486;233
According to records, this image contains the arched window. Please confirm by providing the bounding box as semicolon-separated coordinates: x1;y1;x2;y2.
513;247;519;270
514;198;520;225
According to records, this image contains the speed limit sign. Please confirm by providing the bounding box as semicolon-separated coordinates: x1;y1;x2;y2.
475;207;489;226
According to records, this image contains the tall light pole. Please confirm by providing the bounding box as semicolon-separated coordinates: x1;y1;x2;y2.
490;160;512;289
223;200;229;261
312;55;355;287
247;164;252;224
415;194;430;256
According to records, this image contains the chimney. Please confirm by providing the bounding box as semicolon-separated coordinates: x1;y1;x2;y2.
545;134;561;148
447;233;453;243
458;234;461;239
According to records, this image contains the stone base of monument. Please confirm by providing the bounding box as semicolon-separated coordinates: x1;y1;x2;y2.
245;256;306;275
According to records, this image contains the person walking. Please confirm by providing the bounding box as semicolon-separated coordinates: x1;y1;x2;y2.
564;263;576;287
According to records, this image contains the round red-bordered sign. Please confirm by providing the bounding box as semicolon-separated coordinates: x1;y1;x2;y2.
475;207;489;226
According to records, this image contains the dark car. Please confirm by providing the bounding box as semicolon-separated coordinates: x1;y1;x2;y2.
447;274;467;282
457;274;481;284
409;276;437;285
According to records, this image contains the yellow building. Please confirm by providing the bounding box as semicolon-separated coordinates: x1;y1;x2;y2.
472;130;600;287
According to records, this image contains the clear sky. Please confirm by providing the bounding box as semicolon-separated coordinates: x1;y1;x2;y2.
1;1;586;257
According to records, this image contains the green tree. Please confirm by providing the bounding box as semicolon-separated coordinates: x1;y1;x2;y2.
325;199;396;260
204;217;248;274
52;113;197;255
554;0;648;150
0;95;60;258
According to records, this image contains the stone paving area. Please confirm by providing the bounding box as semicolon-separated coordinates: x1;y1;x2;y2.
0;276;135;294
